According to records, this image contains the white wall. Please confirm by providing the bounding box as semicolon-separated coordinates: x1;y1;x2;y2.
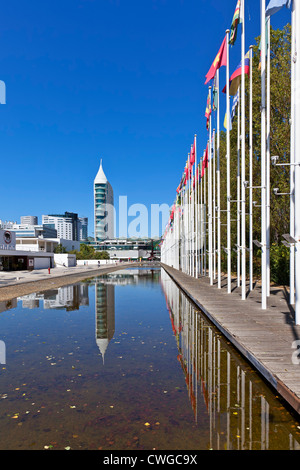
54;253;76;267
77;259;119;266
52;238;80;252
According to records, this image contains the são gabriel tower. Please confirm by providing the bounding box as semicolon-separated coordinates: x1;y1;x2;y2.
94;160;114;242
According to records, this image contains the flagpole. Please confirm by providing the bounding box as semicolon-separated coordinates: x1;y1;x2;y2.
217;69;221;289
294;0;300;324
290;1;295;305
209;86;213;285
226;29;232;294
261;0;267;310
191;146;195;278
266;16;271;298
200;154;204;276
195;135;198;278
249;45;254;291
237;95;241;289
188;153;191;276
213;128;216;281
204;149;207;277
241;0;247;301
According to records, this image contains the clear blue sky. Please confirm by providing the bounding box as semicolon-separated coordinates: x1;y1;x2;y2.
0;0;290;237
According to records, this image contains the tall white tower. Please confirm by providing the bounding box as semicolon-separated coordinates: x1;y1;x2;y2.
94;160;114;241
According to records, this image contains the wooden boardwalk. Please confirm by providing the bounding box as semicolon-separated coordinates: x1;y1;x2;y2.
161;263;300;416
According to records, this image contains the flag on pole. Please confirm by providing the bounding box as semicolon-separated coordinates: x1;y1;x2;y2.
224;88;240;130
229;0;241;45
201;144;209;178
231;88;240;123
190;137;196;165
223;110;232;131
266;0;292;17
205;93;211;130
258;19;270;70
212;76;218;111
205;36;227;85
222;51;250;96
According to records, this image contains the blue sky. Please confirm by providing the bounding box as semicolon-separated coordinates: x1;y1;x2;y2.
0;0;291;237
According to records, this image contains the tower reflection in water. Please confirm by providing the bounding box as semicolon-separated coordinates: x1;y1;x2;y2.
93;268;160;364
160;269;300;451
95;280;115;364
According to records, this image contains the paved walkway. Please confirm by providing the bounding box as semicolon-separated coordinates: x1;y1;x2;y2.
0;263;121;286
161;263;300;416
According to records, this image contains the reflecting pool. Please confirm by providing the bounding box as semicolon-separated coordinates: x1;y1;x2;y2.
0;267;299;450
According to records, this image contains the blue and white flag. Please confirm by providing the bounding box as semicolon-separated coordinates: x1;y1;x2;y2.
231;89;240;123
266;0;292;17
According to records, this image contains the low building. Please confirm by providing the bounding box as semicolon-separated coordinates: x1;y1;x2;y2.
86;238;161;261
0;229;54;271
15;237;80;253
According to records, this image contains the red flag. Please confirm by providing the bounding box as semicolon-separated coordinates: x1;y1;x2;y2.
205;36;227;85
190;138;196;165
201;144;209;178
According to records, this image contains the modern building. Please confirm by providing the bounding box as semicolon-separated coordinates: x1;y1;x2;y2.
20;216;38;225
79;217;88;241
94;160;114;242
13;224;57;239
42;212;81;241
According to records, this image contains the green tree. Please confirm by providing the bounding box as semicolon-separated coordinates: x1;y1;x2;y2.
213;24;291;283
54;244;67;254
69;243;110;260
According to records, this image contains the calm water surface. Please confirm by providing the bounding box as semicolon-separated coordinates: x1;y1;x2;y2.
0;267;299;450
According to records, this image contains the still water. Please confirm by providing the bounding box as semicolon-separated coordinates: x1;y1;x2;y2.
0;267;299;450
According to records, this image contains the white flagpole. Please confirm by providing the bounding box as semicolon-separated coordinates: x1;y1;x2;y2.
290;2;295;306
209;86;213;285
213;128;216;281
188;154;191;276
195;135;198;278
226;29;232;294
249;45;254;291
261;0;267;310
294;0;300;324
266;16;271;298
217;69;221;289
191;146;195;278
237;95;241;289
241;0;247;300
200;154;204;276
204;148;207;276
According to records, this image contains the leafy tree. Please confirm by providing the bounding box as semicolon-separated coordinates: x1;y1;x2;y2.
209;24;291;283
54;244;67;254
69;243;110;260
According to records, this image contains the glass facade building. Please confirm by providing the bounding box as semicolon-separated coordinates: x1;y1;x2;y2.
94;161;114;241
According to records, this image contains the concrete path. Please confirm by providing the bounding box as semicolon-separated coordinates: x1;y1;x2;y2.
161;263;300;416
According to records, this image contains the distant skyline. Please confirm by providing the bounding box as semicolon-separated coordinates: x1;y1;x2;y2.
0;0;291;237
